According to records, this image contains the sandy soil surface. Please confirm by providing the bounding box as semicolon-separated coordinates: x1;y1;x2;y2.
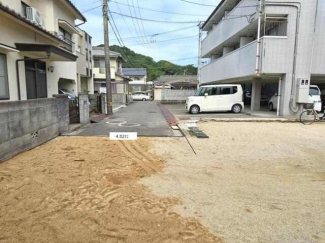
143;122;325;243
0;137;220;243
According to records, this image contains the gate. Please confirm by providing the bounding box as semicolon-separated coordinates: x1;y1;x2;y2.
69;98;80;124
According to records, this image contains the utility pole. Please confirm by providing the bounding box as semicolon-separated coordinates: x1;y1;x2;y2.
197;22;202;88
103;0;113;115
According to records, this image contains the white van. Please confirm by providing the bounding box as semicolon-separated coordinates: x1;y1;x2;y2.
186;84;244;114
269;85;322;112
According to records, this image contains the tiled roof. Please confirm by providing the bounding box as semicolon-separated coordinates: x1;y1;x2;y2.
122;68;147;76
65;0;87;22
92;47;123;58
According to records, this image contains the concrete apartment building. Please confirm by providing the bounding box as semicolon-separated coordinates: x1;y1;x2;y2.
0;0;92;101
200;0;325;117
93;46;131;96
122;68;147;92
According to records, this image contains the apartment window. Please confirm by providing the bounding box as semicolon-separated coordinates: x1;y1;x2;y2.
21;1;30;17
86;48;88;60
262;16;288;37
89;51;92;62
0;54;9;100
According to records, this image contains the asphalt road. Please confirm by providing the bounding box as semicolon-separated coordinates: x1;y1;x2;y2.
75;101;179;137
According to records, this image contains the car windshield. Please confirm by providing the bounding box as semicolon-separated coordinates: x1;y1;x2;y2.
309;87;320;96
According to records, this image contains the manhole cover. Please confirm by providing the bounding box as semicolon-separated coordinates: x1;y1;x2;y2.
118;123;141;127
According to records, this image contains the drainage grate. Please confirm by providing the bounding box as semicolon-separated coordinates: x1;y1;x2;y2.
188;127;209;139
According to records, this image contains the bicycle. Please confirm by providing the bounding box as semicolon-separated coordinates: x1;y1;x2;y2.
300;102;325;125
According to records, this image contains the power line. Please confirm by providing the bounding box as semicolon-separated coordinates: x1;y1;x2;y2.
82;4;102;13
108;11;138;67
110;11;202;24
109;25;197;41
126;0;145;44
180;0;216;7
114;1;142;45
121;35;198;46
110;0;209;17
135;0;148;43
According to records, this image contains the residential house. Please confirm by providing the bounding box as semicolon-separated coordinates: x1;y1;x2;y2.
154;75;198;102
200;0;325;117
75;29;93;94
0;0;90;101
122;68;147;92
93;46;131;103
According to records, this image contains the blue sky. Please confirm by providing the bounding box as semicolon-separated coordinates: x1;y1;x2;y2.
73;0;220;66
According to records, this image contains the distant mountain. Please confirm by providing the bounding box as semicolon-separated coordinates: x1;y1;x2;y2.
97;45;197;81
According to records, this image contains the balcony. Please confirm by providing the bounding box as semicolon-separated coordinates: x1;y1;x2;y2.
201;0;257;57
200;36;289;84
200;41;257;84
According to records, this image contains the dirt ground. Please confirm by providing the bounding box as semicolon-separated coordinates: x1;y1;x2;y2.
143;122;325;243
0;137;220;243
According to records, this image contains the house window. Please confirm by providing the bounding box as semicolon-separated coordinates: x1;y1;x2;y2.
59;27;73;51
86;48;88;60
21;1;30;17
0;53;9;100
262;16;288;37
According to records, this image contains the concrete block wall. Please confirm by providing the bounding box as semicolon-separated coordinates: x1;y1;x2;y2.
161;90;196;103
0;97;69;162
78;94;90;124
112;93;127;104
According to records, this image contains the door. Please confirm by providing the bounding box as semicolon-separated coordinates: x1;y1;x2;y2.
218;86;234;111
25;59;47;99
201;87;218;111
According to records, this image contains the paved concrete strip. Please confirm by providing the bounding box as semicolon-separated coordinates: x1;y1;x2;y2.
90;114;108;123
158;104;179;126
202;118;294;122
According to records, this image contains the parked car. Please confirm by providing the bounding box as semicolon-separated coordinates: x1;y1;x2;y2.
186;84;244;114
59;89;77;99
132;92;150;101
268;85;322;112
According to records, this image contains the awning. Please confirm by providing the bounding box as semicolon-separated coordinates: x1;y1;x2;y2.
15;43;78;62
0;43;19;53
58;19;80;35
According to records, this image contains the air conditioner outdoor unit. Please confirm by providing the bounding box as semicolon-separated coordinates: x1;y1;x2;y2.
26;7;43;27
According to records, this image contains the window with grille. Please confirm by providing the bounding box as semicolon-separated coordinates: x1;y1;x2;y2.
262;15;288;37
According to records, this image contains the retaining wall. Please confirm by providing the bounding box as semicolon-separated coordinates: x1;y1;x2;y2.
156;89;196;103
0;97;69;162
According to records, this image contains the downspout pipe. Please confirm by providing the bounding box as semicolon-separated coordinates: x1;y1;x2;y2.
264;2;301;114
15;53;51;100
255;0;264;76
277;76;282;117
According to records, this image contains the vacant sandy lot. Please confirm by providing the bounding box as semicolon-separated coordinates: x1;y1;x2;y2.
0;137;219;243
144;122;325;243
1;122;325;243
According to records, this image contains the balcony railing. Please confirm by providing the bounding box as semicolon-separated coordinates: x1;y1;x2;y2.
201;1;257;57
200;41;257;84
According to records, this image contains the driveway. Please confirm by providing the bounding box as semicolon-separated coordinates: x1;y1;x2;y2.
164;103;279;120
75;101;179;137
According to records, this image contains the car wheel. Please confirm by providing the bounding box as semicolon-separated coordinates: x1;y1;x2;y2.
190;105;200;114
142;98;146;101
269;103;274;111
232;104;242;114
